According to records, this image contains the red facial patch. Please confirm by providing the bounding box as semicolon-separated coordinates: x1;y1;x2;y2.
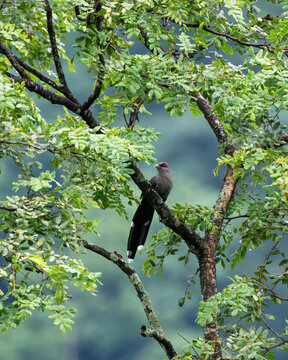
158;162;168;168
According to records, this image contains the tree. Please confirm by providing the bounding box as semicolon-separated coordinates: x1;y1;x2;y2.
0;0;288;359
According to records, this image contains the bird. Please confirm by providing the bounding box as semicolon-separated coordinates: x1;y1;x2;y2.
127;162;173;262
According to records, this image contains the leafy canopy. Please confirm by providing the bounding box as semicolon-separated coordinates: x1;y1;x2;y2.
0;0;288;359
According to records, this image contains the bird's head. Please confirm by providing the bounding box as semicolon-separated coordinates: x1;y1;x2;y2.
154;162;169;169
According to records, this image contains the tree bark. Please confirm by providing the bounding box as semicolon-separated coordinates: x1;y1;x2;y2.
199;248;221;358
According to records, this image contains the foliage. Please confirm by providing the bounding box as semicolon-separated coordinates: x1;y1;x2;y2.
0;74;157;332
0;0;288;359
196;275;288;359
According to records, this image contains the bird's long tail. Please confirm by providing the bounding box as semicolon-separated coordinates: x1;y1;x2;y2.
127;197;154;262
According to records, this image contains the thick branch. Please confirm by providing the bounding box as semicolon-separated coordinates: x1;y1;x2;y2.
197;170;237;359
0;4;104;128
82;240;178;359
0;41;29;79
6;72;100;129
194;92;238;239
0;40;92;125
81;78;103;111
81;1;104;111
208;165;238;243
44;0;68;87
194;91;238;242
0;40;78;103
130;161;203;257
194;92;235;156
12;55;64;92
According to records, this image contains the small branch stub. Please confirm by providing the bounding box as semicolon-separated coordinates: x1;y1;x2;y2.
140;325;178;359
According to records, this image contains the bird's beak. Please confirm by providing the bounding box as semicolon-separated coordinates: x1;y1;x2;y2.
154;163;159;168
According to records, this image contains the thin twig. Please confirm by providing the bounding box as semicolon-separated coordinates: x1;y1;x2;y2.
261;339;288;356
177;333;200;357
0;140;57;154
224;214;249;226
185;23;274;53
260;313;285;341
243;274;288;302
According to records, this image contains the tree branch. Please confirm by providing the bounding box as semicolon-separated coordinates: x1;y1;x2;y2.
260;313;285;341
82;240;178;359
0;41;29;80
0;39;100;128
193;92;235;156
208;166;238;242
129;161;203;257
192;91;238;359
224;214;249;222
185;23;274;53
128;96;144;129
137;24;165;54
44;0;68;87
5;71;100;129
0;140;57;154
0;0;8;11
154;12;274;53
10;55;64;92
140;325;178;359
194;91;239;242
0;206;17;212
5;72;74;109
81;78;103;111
246;276;288;302
0;41;79;103
81;1;104;111
261;339;288;356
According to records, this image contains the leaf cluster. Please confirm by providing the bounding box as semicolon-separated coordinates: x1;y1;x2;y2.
0;75;158;332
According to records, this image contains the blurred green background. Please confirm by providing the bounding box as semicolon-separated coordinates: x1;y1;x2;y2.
1;1;287;359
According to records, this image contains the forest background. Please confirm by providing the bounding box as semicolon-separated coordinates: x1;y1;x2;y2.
0;0;287;359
